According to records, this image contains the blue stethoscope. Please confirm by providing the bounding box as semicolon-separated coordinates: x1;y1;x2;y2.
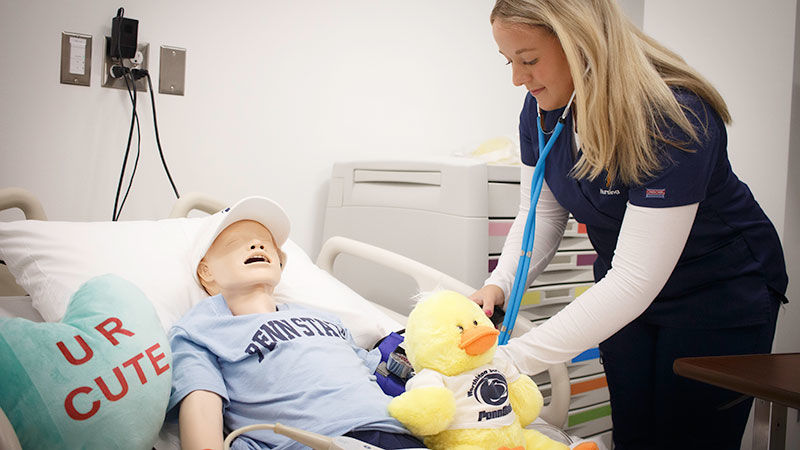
498;90;577;345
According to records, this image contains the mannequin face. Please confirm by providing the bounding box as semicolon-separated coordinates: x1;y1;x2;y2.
492;20;574;111
198;220;283;296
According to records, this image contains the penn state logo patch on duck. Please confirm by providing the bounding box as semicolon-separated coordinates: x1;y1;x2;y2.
472;372;508;406
468;369;513;422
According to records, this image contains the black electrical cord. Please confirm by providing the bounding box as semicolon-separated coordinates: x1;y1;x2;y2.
112;66;140;221
113;70;142;221
141;70;180;200
111;6;131;220
110;7;180;219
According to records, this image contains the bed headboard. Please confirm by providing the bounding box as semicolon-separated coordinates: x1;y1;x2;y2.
0;188;46;296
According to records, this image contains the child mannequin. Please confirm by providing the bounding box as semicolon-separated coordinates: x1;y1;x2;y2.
167;197;423;450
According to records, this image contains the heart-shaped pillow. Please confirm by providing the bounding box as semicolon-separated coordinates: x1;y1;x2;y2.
0;274;172;450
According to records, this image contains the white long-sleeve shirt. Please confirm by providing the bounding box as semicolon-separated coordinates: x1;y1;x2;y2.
486;164;698;375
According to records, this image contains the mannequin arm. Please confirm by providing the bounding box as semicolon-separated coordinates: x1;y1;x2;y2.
179;390;224;450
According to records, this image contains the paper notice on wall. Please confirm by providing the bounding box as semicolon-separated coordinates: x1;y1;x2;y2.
69;37;86;75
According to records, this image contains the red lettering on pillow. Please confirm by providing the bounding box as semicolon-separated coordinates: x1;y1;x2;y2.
61;340;171;422
123;353;148;385
94;367;129;401
56;335;94;365
95;317;135;345
64;386;100;420
146;343;170;376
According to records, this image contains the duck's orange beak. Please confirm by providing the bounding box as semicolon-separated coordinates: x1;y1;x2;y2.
458;325;499;356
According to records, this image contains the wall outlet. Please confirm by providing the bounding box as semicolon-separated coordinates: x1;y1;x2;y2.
102;37;149;92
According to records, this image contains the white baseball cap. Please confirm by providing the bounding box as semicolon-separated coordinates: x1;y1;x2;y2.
191;196;291;275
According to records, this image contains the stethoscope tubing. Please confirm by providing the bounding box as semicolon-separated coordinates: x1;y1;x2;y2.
498;92;576;345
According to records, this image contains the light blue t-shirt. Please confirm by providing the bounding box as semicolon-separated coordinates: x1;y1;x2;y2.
167;295;407;450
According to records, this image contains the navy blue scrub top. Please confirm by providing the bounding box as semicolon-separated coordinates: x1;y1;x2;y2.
520;89;788;329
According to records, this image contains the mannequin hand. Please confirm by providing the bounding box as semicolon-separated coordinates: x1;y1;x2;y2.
469;284;506;318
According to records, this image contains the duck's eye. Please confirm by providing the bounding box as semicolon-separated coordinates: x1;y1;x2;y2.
456;325;464;333
473;320;478;326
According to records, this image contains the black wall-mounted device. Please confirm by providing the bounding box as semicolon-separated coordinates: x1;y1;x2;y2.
109;11;138;59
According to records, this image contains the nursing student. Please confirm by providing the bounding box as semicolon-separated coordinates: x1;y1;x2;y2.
470;1;788;449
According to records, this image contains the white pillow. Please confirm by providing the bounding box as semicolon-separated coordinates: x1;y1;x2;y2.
0;218;204;330
277;240;403;347
0;216;402;348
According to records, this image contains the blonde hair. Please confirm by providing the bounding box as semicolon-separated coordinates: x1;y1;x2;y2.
491;0;731;185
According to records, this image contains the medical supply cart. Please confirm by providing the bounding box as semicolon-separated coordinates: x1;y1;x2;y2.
322;157;612;445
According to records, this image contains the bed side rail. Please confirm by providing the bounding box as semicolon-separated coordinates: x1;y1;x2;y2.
0;189;42;448
0;187;47;296
0;187;47;221
167;192;226;218
316;235;571;428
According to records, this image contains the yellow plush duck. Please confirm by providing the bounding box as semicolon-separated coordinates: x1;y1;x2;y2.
388;290;578;450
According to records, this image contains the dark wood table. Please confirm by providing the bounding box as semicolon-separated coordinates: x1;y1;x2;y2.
674;353;800;450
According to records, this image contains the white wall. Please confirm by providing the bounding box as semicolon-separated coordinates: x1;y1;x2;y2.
644;1;799;448
779;0;800;447
0;0;524;255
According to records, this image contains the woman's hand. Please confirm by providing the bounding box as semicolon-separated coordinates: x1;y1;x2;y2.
469;284;506;317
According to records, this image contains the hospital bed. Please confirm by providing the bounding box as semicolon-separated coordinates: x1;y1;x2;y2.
0;188;573;450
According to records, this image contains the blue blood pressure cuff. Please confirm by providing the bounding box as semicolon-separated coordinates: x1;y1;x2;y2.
373;331;414;397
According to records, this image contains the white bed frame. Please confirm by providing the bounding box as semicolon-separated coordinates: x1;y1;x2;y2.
0;189;571;449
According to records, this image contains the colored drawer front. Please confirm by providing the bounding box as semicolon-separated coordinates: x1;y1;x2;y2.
537;374;610;411
517;282;593;310
488;182;520;218
531;267;594;286
558;236;595;251
565;401;613;438
542;251;598;272
567;348;605;378
569;373;610;409
488;261;595;285
563;219;589;238
488;219;513;254
489;256;596;282
487;222;594;255
532;358;605;386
